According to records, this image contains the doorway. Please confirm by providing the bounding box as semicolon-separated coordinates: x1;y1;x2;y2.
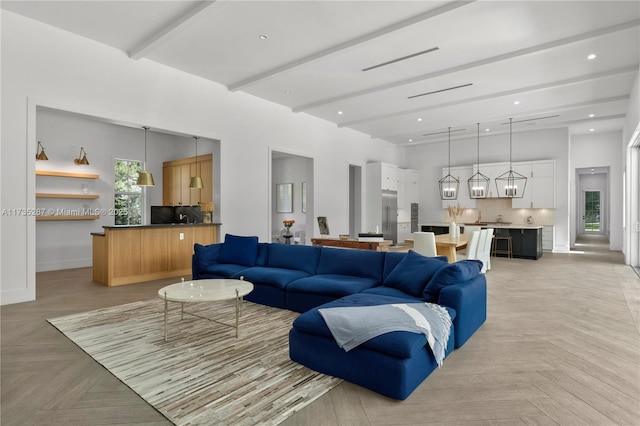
271;150;313;244
576;167;608;237
583;190;601;232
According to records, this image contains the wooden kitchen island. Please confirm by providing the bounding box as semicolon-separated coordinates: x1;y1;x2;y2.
92;223;219;286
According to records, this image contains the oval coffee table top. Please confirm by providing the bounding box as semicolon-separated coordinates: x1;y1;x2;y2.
158;279;254;303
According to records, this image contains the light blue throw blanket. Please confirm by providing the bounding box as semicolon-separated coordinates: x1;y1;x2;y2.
318;303;452;366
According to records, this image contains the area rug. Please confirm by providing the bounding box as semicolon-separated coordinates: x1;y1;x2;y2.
47;299;342;425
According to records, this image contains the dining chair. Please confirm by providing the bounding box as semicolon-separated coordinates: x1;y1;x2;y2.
412;232;437;257
477;228;494;273
457;230;480;261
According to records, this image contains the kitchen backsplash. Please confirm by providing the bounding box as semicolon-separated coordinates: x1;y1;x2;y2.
442;198;555;226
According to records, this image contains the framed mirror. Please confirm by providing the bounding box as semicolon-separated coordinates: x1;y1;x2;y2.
276;183;293;213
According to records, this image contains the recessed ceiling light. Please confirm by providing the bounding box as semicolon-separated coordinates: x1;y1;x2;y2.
338;111;343;115
587;53;596;60
285;91;291;95
259;34;268;40
514;101;520;105
589;128;595;132
485;128;490;132
417;118;423;122
408;139;413;142
589;113;594;117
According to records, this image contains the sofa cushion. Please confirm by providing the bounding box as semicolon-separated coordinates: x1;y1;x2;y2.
193;243;221;273
316;248;385;281
383;252;448;281
287;274;379;297
423;260;483;301
268;244;321;275
202;263;250;278
383;250;447;297
362;286;425;301
292;293;456;359
256;243;269;267
232;266;310;290
218;234;259;267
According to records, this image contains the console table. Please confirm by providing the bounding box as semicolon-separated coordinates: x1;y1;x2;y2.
311;237;393;251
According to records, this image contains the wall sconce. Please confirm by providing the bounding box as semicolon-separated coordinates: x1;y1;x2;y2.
36;141;49;161
74;147;89;165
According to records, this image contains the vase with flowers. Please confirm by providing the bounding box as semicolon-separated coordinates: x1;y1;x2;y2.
282;219;295;236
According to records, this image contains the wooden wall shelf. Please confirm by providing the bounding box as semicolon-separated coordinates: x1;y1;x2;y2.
36;215;99;221
36;170;99;179
36;193;99;199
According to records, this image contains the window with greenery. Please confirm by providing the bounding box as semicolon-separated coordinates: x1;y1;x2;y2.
114;159;143;225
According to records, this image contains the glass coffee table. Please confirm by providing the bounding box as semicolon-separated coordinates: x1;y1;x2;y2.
158;278;254;342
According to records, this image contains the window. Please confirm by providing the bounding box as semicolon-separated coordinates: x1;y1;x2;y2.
114;159;143;225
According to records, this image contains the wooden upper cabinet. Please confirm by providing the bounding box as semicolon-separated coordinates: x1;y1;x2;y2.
198;159;213;204
162;154;213;206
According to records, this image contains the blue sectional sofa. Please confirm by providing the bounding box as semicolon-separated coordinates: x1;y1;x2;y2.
192;234;487;400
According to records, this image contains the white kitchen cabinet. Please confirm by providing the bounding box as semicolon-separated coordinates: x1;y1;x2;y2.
404;169;419;205
396;168;406;208
512;160;555;209
397;222;411;244
542;225;554;251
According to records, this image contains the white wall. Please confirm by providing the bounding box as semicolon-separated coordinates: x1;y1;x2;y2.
0;11;400;304
402;127;571;252
570;131;623;250
623;70;640;265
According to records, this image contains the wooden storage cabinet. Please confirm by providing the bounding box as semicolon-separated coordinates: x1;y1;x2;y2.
162;154;213;206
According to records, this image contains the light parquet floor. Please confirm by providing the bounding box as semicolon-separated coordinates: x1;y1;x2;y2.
2;235;639;425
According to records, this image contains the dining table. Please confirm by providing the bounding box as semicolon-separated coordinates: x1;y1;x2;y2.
434;233;468;263
403;233;468;263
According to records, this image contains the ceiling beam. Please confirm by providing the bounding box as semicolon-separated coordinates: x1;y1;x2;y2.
129;1;218;60
226;0;476;91
337;65;639;128
376;95;630;142
294;19;640;113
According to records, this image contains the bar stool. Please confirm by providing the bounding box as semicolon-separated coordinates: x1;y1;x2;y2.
492;228;513;258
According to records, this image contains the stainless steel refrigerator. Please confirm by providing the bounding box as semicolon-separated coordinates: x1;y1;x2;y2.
382;190;398;245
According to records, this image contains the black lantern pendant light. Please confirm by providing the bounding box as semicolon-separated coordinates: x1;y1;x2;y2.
439;127;459;200
467;123;490;198
189;136;204;189
495;118;527;198
136;126;155;186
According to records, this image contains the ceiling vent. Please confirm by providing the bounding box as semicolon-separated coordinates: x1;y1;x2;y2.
422;128;466;137
362;47;439;72
408;83;473;99
502;114;560;125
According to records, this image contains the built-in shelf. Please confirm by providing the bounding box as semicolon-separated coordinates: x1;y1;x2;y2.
36;193;100;199
36;215;100;221
36;170;99;179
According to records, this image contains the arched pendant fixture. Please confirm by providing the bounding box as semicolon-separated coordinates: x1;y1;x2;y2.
439;127;459;200
136;126;155;186
189;136;204;189
495;118;527;198
467;123;490;198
